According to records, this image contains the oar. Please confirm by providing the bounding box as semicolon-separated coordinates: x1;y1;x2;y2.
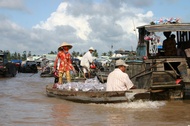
130;59;166;79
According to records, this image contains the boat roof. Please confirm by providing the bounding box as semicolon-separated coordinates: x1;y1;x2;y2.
137;23;190;32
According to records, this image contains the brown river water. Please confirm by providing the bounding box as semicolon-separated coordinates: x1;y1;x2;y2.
0;72;190;126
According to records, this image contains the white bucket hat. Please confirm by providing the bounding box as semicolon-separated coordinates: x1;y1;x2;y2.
115;59;129;67
58;42;72;50
89;47;94;51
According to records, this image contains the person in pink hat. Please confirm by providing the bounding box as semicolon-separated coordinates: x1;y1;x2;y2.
53;42;75;87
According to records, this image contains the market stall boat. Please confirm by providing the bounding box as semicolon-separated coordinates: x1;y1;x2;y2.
97;22;190;100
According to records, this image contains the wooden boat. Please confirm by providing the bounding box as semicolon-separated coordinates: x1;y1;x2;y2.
96;23;190;100
46;84;150;103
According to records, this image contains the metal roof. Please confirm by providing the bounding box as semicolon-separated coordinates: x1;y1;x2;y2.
137;23;190;32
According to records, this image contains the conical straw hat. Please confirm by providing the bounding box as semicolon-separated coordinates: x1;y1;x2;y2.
58;42;72;50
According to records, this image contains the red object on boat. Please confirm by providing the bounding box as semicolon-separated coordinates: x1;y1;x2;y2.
54;70;59;77
143;56;147;60
90;64;96;69
176;79;182;84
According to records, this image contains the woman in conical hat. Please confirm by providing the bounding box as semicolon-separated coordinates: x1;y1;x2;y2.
54;42;75;86
58;42;73;51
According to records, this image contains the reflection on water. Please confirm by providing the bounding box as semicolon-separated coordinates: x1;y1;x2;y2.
0;73;190;126
51;103;71;126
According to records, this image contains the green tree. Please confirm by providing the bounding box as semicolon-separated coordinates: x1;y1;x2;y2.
18;53;21;60
48;51;55;54
101;52;107;56
72;51;77;57
14;52;18;59
107;51;113;57
22;51;26;60
93;49;98;57
28;51;32;57
72;51;82;57
10;52;15;59
6;51;11;61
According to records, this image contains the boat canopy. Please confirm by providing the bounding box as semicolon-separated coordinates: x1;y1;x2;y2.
137;23;190;32
136;23;190;59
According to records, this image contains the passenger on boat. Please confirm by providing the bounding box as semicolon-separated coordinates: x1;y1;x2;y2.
163;31;177;56
41;57;47;72
106;59;136;91
80;47;95;79
53;42;75;86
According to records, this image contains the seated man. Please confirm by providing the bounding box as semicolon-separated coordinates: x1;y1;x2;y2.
106;59;136;91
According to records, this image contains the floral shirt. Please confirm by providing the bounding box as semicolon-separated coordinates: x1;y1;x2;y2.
54;51;74;72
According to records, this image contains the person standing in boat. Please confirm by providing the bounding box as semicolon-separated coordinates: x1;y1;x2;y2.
106;59;136;91
163;31;177;56
80;47;95;79
53;42;75;86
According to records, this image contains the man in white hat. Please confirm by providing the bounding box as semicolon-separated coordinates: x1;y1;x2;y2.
80;47;95;78
53;42;75;86
106;59;136;91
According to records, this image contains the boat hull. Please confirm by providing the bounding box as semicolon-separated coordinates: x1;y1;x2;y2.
46;84;150;103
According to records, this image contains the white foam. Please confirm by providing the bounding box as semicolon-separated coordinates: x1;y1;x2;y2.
101;100;166;109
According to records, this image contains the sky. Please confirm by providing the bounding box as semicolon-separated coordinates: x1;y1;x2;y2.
1;0;190;56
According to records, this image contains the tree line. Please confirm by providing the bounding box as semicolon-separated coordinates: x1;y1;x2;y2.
5;50;114;61
45;50;114;58
4;51;32;61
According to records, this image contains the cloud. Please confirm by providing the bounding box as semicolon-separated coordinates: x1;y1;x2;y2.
126;0;153;7
0;0;26;10
32;1;153;55
33;2;92;41
0;16;28;51
0;0;154;56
